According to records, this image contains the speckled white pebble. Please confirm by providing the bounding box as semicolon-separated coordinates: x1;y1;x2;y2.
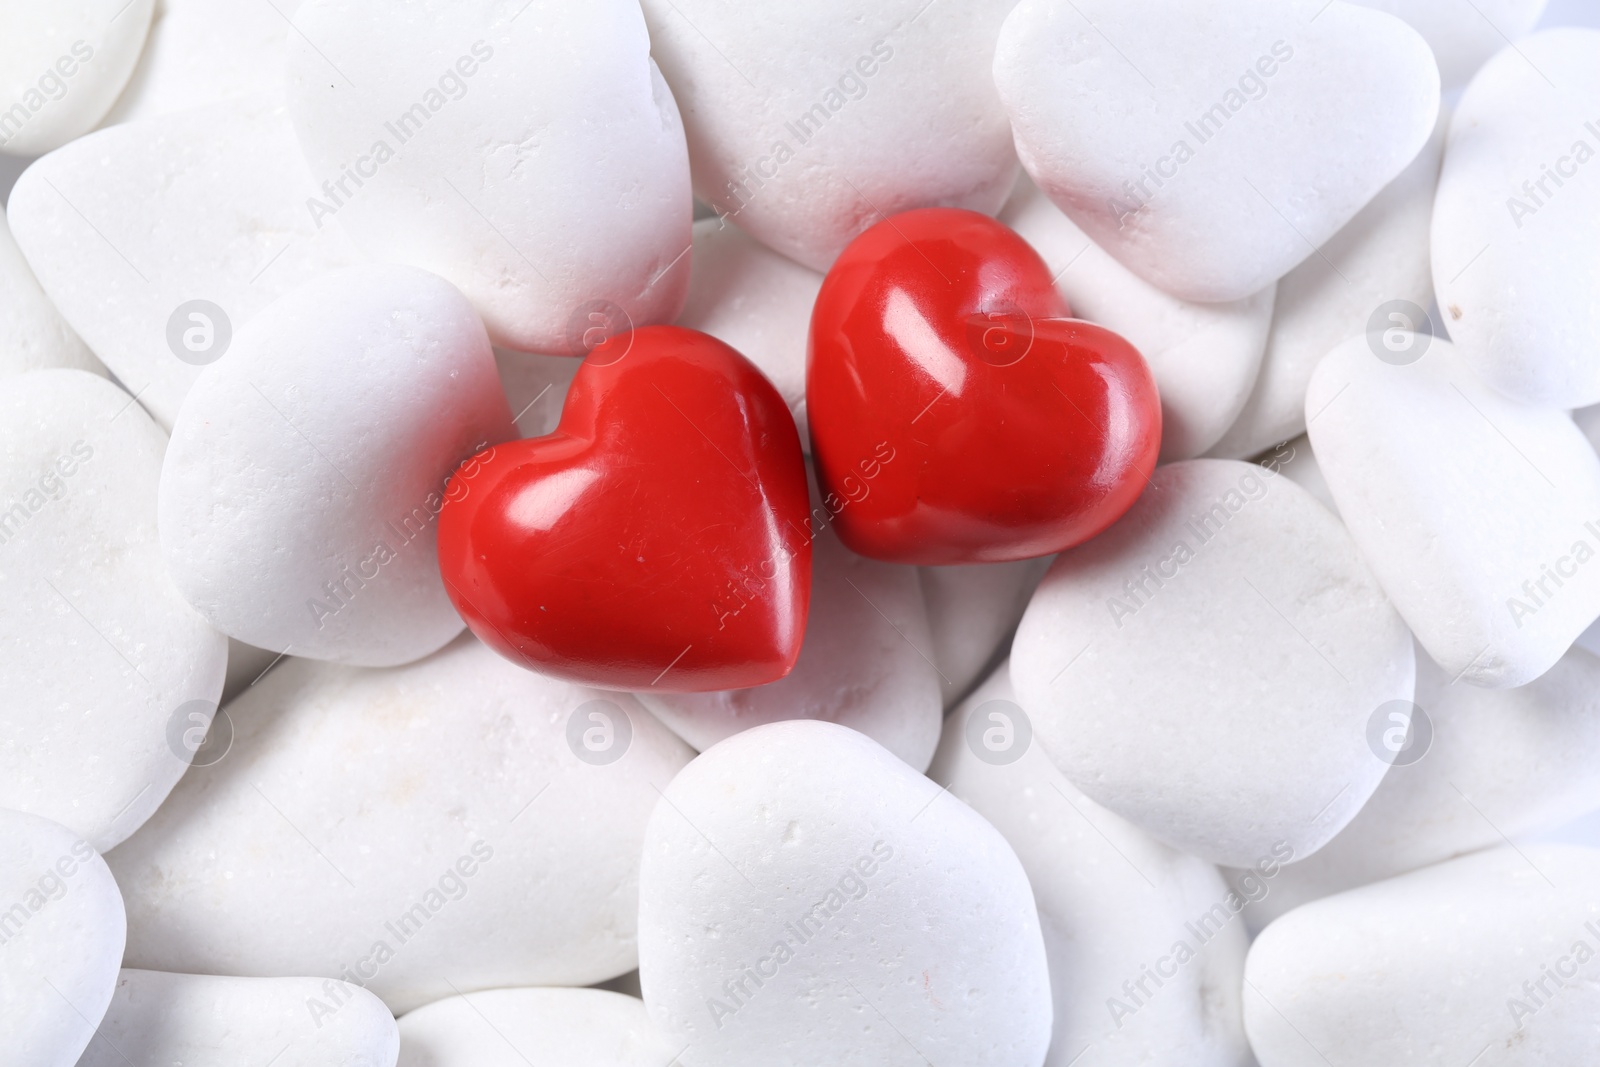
107;634;694;1014
930;666;1252;1067
640;0;1020;272
638;720;1052;1067
0;370;226;850
1306;334;1600;687
159;263;514;666
0;213;101;380
285;0;692;353
79;969;399;1067
1012;459;1414;867
0;808;125;1067
398;988;677;1067
994;0;1439;302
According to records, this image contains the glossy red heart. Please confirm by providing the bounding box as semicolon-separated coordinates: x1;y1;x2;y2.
807;207;1162;565
437;325;812;692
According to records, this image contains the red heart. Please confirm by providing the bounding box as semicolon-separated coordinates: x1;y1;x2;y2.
437;326;812;692
807;208;1162;565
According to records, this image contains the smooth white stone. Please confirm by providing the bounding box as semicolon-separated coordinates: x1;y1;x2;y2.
0;0;154;156
1354;0;1548;88
159;263;514;666
1306;334;1600;687
398;988;677;1067
495;348;579;440
0;211;102;379
0;370;226;850
1245;845;1600;1065
0;808;125;1067
101;0;307;125
1432;29;1600;408
919;557;1050;706
6;97;363;430
285;0;691;353
638;511;942;771
107;634;695;1014
638;720;1052;1067
79;969;399;1067
929;665;1252;1067
1012;459;1414;867
1208;112;1443;460
1229;642;1600;931
674;218;821;442
639;0;1020;272
994;0;1439;302
1000;174;1275;460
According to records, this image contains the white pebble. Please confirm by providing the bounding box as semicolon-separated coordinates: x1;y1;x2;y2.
398;988;676;1067
0;212;101;380
919;557;1051;705
1353;0;1548;88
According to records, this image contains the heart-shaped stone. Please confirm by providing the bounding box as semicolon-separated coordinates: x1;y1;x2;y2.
638;0;1019;272
808;207;1161;564
1432;29;1600;408
637;719;1052;1067
1229;641;1600;931
284;0;691;353
438;325;811;692
0;0;154;155
1209;111;1443;460
107;634;695;1013
7;97;363;430
1306;334;1600;687
920;558;1050;704
0;213;102;380
398;988;678;1067
0;808;125;1067
0;370;226;850
160;264;514;667
1012;459;1414;867
1000;174;1275;460
79;970;399;1067
676;218;822;443
1353;0;1548;88
638;482;941;770
930;665;1252;1067
1245;845;1600;1065
994;0;1439;302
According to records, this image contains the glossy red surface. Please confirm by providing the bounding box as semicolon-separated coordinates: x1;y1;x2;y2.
437;325;812;692
807;208;1162;565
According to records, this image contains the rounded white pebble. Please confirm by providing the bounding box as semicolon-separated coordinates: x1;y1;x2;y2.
638;720;1052;1067
398;987;677;1067
1352;0;1547;88
919;556;1051;705
1012;459;1414;867
0;370;226;850
0;212;102;380
159;263;514;666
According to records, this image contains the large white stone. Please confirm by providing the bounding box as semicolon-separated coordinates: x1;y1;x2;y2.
919;557;1050;705
285;0;691;353
639;511;942;771
79;969;399;1067
0;211;102;380
6;97;363;430
1245;845;1600;1065
159;263;514;666
106;634;695;1014
1354;0;1548;88
994;0;1439;302
0;0;154;156
1230;642;1600;930
1208;112;1443;460
1000;174;1274;460
929;666;1252;1067
0;370;226;850
1306;334;1600;687
1432;29;1600;408
638;720;1052;1067
674;218;821;442
398;988;677;1067
639;0;1019;272
0;808;126;1067
1012;459;1414;867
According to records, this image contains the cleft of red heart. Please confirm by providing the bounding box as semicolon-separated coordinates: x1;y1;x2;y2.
437;325;813;692
807;207;1163;565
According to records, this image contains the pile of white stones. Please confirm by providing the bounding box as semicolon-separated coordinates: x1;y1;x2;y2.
3;1;1600;1064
